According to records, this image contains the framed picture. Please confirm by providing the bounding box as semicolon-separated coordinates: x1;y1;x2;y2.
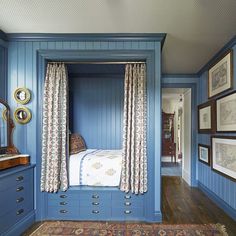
211;136;236;181
13;87;31;105
208;50;233;98
216;91;236;132
198;100;216;133
198;144;210;165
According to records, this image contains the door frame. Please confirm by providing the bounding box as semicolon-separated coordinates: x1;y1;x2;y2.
161;76;198;187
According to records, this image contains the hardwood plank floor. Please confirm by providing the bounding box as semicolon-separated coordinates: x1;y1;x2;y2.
23;176;236;235
162;176;236;235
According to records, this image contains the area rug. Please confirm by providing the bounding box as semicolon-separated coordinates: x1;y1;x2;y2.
29;221;228;236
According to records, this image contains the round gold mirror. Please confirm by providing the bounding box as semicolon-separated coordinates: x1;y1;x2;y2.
14;107;32;124
14;88;31;105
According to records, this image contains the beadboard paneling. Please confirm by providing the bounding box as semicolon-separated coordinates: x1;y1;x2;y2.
7;38;162;221
198;44;236;211
69;71;124;149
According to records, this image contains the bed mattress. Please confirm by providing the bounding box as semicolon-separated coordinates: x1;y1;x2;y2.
69;149;122;187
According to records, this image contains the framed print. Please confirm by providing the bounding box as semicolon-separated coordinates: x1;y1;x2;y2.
13;87;31;105
208;50;233;98
198;144;210;165
14;107;32;124
211;136;236;181
198;100;216;133
216;91;236;132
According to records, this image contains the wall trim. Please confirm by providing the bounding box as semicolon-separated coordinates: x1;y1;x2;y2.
198;35;236;76
7;33;166;48
162;74;198;78
198;182;236;221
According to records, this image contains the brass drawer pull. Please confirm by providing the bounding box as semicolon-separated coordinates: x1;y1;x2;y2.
60;210;68;213
16;176;24;181
92;194;99;199
124;202;131;206
92;202;99;206
16;186;24;192
92;210;99;214
16;197;24;203
60;195;67;198
60;201;67;205
124;210;132;214
124;195;131;199
16;209;24;215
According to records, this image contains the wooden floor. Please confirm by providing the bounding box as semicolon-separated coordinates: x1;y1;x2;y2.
162;176;236;235
24;176;236;235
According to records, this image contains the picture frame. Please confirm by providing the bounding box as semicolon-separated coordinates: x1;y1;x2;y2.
198;144;210;165
198;100;216;133
14;107;32;125
208;50;233;98
13;87;31;105
216;91;236;132
211;136;236;181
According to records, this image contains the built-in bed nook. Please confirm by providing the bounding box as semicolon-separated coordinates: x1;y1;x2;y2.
42;60;150;221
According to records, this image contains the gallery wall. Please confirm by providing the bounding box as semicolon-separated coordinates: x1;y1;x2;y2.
197;42;236;219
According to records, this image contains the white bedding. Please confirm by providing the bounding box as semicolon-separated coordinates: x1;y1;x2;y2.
69;149;122;187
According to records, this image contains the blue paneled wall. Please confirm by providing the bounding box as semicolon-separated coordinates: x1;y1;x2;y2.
0;46;6;100
6;35;162;221
69;65;124;149
198;43;236;218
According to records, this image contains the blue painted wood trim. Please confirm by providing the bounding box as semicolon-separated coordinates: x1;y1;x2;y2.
36;49;159;221
161;81;198;187
198;182;236;221
7;33;166;48
162;74;198;78
0;29;8;42
3;210;35;236
198;35;236;76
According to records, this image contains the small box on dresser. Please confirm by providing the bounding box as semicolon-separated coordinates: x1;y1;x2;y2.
0;164;35;236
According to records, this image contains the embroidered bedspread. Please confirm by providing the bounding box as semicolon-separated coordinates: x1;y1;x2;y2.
69;149;122;186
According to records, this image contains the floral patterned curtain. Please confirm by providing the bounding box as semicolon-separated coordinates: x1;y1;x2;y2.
41;63;68;192
120;63;147;194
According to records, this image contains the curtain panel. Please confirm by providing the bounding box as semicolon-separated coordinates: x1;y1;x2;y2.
41;63;69;192
120;63;148;194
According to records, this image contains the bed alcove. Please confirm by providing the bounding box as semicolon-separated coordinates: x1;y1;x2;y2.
36;48;162;223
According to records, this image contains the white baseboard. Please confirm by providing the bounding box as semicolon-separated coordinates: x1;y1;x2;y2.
182;169;191;185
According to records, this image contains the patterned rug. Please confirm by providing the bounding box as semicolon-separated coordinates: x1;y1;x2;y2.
29;221;228;236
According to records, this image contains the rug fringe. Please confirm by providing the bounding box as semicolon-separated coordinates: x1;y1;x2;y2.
215;223;228;236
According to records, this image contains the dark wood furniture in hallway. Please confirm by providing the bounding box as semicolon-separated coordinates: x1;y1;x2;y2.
162;176;236;236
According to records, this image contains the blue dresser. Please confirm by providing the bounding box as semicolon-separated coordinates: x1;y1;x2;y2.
0;165;35;236
47;188;145;221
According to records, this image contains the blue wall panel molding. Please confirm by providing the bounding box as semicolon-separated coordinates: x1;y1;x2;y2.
198;35;236;76
0;46;7;100
33;46;161;222
198;182;236;221
0;29;8;42
7;33;166;48
197;45;236;217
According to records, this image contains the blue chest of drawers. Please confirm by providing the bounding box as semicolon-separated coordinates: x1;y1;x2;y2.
46;188;145;221
0;165;35;236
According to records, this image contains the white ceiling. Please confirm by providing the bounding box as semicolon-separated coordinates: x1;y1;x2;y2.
0;0;235;74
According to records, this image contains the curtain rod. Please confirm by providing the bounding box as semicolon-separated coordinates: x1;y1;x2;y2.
48;61;145;65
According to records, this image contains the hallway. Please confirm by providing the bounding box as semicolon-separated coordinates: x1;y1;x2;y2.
162;176;236;235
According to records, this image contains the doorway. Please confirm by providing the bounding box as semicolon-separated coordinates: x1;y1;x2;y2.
161;88;192;185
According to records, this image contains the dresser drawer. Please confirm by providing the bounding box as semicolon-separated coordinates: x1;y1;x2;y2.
0;203;33;234
79;191;112;202
0;168;31;192
47;205;79;220
48;192;79;201
79;206;111;220
112;207;144;219
0;180;33;216
49;199;79;207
